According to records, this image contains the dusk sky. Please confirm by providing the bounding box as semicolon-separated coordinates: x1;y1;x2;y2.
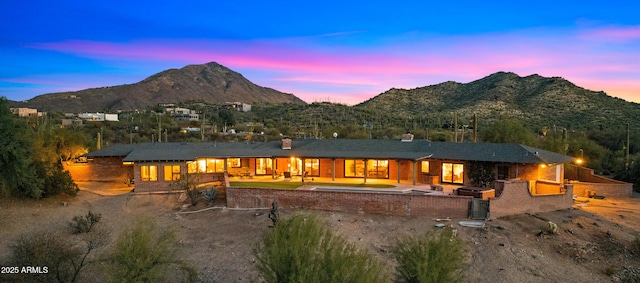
1;1;639;105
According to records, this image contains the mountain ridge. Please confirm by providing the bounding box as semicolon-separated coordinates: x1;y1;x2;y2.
9;62;306;112
356;71;640;129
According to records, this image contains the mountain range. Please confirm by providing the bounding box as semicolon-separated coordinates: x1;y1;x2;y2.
356;72;640;130
9;62;305;113
7;62;640;131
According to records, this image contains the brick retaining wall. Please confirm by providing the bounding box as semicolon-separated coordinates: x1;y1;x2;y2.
226;188;472;218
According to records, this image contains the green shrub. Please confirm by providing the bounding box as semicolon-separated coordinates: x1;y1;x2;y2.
393;227;465;283
70;211;102;234
105;216;196;283
255;213;388;283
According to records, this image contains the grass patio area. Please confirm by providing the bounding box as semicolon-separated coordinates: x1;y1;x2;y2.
229;181;396;189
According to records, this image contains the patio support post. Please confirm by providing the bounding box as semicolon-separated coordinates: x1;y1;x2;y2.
271;157;276;179
412;160;417;185
397;159;401;184
301;158;306;182
223;158;228;173
331;158;335;181
363;159;368;184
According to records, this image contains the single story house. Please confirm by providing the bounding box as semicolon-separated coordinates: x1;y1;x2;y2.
72;136;576;192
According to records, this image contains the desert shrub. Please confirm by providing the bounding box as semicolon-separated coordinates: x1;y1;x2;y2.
105;216;196;283
255;213;388;283
70;211;102;234
8;229;108;283
201;187;217;204
393;227;465;283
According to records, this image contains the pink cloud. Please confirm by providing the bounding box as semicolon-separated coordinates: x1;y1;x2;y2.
579;25;640;42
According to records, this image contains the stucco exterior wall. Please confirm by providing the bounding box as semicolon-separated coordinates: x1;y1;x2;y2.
491;180;574;218
571;182;633;198
64;157;131;183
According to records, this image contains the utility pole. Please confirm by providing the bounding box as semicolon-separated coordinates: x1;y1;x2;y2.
201;112;205;141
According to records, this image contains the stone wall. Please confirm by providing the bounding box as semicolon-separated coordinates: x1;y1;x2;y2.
226;188;472;218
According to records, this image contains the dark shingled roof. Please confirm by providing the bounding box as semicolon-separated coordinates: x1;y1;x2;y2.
85;139;575;164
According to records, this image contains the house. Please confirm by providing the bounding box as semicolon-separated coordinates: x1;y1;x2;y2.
67;138;632;217
165;107;199;121
78;112;119;121
10;107;43;117
223;102;251;112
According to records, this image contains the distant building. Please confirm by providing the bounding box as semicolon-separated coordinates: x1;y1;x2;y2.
165;107;199;121
78;112;119;121
10;107;42;117
157;103;176;107
223;102;251;112
61;119;85;128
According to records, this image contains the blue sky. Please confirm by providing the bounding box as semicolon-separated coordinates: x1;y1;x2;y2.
1;1;639;104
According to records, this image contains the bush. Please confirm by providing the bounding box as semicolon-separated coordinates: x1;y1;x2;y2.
393;227;465;283
105;216;196;283
255;213;388;283
8;229;108;283
70;211;102;234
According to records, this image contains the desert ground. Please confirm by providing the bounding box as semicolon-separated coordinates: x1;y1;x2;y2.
1;183;639;283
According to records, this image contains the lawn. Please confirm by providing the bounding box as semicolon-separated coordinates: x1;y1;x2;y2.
229;181;395;189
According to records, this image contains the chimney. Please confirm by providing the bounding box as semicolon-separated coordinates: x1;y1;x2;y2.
281;138;292;150
401;132;414;142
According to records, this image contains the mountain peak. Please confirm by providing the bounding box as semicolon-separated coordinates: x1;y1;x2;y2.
12;62;306;112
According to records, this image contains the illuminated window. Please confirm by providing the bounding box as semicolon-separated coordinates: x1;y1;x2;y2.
141;165;157;182
305;159;320;177
367;160;388;178
345;159;388;178
345;160;365;177
256;158;273;175
195;158;226;173
442;163;464;184
421;161;430;173
187;161;197;173
227;158;241;168
164;165;181;181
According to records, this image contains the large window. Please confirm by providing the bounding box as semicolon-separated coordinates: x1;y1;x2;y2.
194;158;226;173
367;160;388;178
141;165;157;182
345;160;365;177
256;158;273;175
305;159;320;177
164;165;181;181
345;159;388;178
442;163;464;184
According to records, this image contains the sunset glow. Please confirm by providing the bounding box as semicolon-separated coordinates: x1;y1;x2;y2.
1;1;638;105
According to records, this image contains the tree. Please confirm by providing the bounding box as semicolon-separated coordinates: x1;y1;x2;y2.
0;98;43;198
